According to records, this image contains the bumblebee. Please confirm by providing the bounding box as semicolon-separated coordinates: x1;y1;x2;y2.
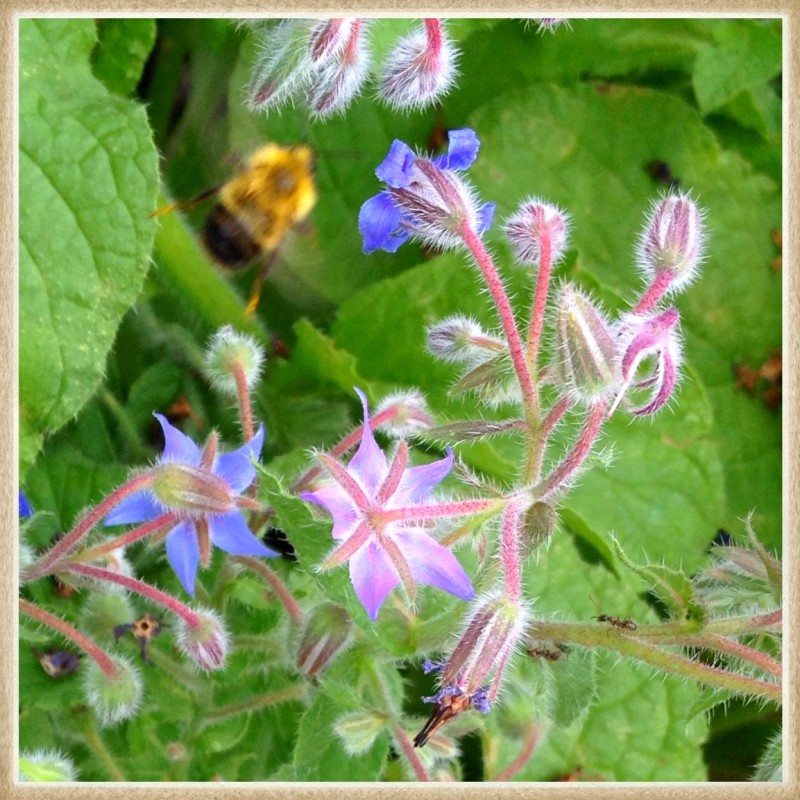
153;144;317;315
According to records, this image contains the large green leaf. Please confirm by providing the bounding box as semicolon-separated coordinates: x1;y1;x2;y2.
19;19;159;475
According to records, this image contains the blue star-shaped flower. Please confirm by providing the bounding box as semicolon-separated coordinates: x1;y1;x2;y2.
105;414;278;595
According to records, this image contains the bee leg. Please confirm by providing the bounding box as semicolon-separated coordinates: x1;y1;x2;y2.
245;249;281;317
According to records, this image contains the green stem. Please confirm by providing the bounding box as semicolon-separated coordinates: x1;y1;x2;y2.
82;716;127;781
232;556;303;626
527;618;782;704
201;685;307;724
393;723;430;781
19;598;117;677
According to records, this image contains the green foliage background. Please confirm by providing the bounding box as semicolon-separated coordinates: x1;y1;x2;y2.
19;18;781;782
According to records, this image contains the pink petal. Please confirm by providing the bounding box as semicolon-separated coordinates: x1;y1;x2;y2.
348;388;387;494
391;530;474;601
392;448;454;505
349;540;400;621
300;486;359;540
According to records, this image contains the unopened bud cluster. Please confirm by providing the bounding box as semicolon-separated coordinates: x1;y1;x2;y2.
246;18;457;118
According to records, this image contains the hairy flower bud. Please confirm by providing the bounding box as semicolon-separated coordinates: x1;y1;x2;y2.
204;325;265;395
552;285;619;403
520;502;558;559
308;18;357;63
19;750;78;782
176;607;229;671
82;654;142;726
379;20;458;110
427;316;506;364
296;603;352;678
308;19;370;118
333;710;389;755
505;199;570;267
374;389;434;437
637;192;704;292
247;19;316;111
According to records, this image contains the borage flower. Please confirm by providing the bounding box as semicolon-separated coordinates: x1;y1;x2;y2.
301;389;474;621
105;414;278;596
359;128;495;254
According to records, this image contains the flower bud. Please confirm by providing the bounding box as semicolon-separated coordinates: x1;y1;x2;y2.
247;20;316;112
505;199;570;267
379;21;458;111
204;326;265;395
552;285;619;403
333;710;389;755
176;607;229;671
152;462;235;516
374;390;434;437
166;742;187;761
308;20;370;118
637;192;704;292
82;654;142;726
296;603;352;679
520;502;557;559
536;19;570;33
427;316;506;364
308;18;357;63
19;749;78;782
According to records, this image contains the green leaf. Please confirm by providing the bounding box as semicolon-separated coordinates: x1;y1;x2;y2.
91;19;157;96
542;648;598;728
610;534;707;626
692;20;782;116
284;653;393;781
19;19;159;476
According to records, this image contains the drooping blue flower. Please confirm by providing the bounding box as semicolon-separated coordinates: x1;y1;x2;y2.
300;389;474;621
105;414;278;595
359;128;495;254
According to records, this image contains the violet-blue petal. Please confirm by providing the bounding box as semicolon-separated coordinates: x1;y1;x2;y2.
375;139;416;187
165;521;201;596
215;424;265;494
154;413;202;466
300;486;359;540
472;687;492;713
349;539;400;621
104;491;162;526
19;491;33;518
210;511;279;557
359;192;408;254
433;128;479;170
476;202;496;234
348;388;388;495
393;448;454;505
393;530;474;600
